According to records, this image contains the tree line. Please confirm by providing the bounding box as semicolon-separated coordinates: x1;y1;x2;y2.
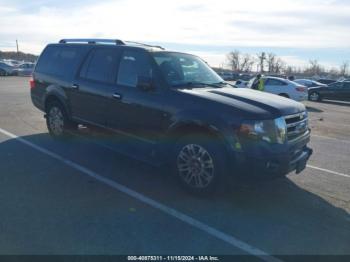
225;50;349;78
0;50;38;63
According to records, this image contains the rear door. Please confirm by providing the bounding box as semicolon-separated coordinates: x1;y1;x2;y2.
69;47;121;126
264;78;287;95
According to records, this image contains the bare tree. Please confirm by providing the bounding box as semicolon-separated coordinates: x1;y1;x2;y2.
257;52;267;73
275;58;286;74
329;68;339;76
340;61;349;76
307;59;323;75
285;66;294;75
240;54;255;72
226;50;240;72
267;53;276;73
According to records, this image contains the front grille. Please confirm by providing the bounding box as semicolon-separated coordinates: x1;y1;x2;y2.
284;112;308;142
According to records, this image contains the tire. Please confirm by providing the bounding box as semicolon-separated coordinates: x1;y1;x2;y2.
172;133;227;195
46;101;77;138
309;91;321;102
279;93;289;98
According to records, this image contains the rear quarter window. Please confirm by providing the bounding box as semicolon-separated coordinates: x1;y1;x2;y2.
35;45;81;78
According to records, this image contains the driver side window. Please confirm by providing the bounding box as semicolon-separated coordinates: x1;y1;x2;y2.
117;51;152;88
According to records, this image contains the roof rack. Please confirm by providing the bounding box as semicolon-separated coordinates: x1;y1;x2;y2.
58;39;165;50
125;41;165;50
59;39;125;45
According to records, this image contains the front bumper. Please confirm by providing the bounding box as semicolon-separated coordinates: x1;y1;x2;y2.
231;132;313;180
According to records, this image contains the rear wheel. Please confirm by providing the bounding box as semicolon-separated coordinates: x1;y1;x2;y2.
173;134;226;195
46;101;77;138
309;91;321;102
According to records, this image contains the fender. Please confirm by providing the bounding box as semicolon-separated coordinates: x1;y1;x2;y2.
43;84;71;116
166;109;237;152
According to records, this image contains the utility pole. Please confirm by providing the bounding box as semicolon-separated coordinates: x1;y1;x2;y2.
16;39;19;53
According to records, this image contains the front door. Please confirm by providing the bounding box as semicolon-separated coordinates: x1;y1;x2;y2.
107;50;166;144
324;82;343;100
334;82;350;101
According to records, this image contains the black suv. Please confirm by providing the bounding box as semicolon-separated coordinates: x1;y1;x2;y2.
30;39;312;194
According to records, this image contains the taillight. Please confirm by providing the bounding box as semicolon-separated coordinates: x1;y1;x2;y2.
29;77;35;89
296;87;306;92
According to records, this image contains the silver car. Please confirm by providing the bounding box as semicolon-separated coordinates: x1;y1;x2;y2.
13;63;35;76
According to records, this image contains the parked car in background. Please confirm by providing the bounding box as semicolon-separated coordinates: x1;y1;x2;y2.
308;81;350;102
13;62;35;76
248;76;308;101
218;72;235;81
234;79;249;88
0;61;15;76
238;73;253;81
294;79;327;89
317;79;337;85
4;59;22;67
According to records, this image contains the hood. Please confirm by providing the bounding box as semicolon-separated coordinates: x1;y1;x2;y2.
177;87;305;119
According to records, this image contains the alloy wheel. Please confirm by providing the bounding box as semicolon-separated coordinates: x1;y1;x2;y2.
176;144;215;189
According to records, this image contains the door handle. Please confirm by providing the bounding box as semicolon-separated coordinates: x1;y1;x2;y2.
112;93;122;99
71;84;79;89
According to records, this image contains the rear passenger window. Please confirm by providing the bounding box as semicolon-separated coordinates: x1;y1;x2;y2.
36;46;80;78
266;79;285;86
117;51;152;87
80;48;119;84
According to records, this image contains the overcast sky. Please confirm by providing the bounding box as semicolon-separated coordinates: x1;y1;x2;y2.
0;0;349;68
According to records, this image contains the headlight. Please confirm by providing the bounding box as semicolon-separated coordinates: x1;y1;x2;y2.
238;117;287;144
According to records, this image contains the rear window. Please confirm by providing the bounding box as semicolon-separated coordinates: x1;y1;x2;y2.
35;45;81;78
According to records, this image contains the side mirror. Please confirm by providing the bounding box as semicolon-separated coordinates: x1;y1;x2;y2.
137;76;154;91
236;80;242;85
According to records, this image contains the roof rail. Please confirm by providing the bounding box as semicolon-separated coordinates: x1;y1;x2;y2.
125;41;165;50
59;39;125;45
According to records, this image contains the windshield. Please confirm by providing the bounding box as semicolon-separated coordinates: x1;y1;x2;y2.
152;52;223;87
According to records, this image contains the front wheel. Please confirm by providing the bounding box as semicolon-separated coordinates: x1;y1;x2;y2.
173;134;226;195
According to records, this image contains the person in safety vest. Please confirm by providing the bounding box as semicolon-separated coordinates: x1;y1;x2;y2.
252;74;265;91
